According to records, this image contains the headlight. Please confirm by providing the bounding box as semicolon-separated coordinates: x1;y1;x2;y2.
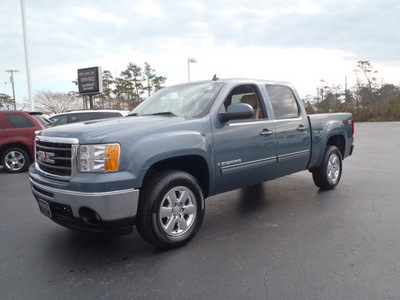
79;144;120;172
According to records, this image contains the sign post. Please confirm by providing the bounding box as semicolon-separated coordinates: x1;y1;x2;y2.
77;66;103;109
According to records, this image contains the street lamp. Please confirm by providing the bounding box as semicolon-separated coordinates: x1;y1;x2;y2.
187;58;197;82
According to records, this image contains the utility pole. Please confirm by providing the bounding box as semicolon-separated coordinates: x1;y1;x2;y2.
6;69;19;110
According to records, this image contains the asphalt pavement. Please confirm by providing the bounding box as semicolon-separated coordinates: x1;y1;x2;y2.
1;122;400;299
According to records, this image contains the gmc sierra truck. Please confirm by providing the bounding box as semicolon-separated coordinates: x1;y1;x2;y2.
30;79;354;249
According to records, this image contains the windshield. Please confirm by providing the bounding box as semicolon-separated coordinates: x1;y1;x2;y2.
131;82;224;118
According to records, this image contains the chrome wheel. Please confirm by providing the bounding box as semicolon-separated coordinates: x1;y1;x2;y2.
158;186;197;237
4;150;26;172
327;153;340;185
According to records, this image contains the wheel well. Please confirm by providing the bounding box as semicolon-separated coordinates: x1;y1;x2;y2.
327;135;345;158
144;155;210;197
0;143;33;162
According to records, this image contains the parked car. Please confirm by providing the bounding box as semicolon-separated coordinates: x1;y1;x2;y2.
49;110;128;126
0;111;52;173
30;79;354;249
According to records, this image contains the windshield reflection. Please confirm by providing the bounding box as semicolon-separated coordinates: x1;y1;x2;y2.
131;82;224;118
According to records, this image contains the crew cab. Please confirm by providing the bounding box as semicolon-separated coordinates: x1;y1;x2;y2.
29;79;354;249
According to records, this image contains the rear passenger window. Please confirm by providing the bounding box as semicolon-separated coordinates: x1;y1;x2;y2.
70;113;95;123
100;112;121;118
266;85;299;119
78;113;97;122
3;114;34;128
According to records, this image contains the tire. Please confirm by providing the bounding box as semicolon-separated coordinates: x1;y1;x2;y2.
312;145;342;190
136;170;205;249
1;147;30;173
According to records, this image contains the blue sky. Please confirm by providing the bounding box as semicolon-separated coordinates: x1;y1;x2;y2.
1;0;400;106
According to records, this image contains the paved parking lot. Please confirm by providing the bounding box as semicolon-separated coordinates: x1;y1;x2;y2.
1;122;400;299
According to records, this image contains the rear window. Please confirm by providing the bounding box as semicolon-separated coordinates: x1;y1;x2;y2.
32;115;52;127
3;114;34;128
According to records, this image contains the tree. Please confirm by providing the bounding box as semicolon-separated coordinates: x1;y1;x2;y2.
152;75;167;93
34;91;82;114
354;60;378;104
0;93;13;110
143;62;156;97
100;70;114;108
120;63;144;108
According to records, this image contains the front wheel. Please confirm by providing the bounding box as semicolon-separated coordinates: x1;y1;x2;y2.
1;147;30;173
136;170;205;249
312;145;342;190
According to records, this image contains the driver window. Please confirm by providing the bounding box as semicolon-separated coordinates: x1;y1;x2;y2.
221;85;266;120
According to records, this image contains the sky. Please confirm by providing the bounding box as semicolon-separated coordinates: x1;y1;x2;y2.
1;0;400;108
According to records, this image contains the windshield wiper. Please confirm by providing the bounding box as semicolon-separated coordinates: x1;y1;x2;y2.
143;112;178;117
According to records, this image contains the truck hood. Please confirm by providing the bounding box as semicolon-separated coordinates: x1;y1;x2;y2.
39;116;188;144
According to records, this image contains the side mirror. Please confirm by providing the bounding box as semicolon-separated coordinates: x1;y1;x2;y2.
219;103;254;122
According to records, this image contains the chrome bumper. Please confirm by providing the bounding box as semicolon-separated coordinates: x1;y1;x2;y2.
30;178;139;222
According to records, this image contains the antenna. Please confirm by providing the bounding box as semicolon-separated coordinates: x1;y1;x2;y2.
212;74;219;81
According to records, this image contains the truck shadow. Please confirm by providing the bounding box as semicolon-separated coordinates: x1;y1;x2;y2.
237;183;270;214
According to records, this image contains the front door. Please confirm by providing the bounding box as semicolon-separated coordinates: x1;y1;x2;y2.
212;84;277;194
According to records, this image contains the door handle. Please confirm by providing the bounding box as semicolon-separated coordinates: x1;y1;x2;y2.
297;125;307;132
260;129;273;136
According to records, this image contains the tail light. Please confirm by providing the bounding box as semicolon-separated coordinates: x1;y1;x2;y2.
346;119;354;139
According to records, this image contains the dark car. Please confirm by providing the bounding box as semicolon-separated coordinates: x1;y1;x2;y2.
49;110;128;126
0;111;51;173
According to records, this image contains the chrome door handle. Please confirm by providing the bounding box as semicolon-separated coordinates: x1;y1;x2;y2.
297;125;307;132
260;129;273;136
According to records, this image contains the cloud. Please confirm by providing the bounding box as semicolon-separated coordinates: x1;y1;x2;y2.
2;0;400;102
72;6;126;26
131;0;165;18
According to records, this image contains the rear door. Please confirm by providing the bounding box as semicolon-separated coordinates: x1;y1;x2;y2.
265;84;311;178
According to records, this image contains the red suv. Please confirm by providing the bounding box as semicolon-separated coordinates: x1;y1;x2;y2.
0;111;51;173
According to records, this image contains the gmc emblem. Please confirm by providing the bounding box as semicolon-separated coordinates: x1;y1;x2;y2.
37;151;55;164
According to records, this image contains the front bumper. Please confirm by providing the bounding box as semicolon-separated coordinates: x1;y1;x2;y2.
30;177;140;235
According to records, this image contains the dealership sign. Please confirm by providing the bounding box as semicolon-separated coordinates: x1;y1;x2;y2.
77;66;103;95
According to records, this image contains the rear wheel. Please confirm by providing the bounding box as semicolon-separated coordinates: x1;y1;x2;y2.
1;147;30;173
136;170;205;249
312;145;342;190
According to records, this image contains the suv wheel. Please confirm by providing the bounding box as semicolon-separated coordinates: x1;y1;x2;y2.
1;147;30;173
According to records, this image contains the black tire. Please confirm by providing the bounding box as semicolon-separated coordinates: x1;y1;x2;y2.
1;147;30;173
312;145;342;190
136;170;205;249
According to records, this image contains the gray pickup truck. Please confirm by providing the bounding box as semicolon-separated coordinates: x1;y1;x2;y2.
30;78;354;249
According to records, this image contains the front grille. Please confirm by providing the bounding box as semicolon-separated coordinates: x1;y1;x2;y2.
35;137;78;178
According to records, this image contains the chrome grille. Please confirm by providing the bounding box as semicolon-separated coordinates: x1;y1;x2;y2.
35;136;79;179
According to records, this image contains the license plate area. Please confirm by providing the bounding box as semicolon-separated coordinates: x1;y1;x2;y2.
38;198;52;218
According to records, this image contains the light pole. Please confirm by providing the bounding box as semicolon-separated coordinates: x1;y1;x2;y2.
21;0;34;111
187;58;197;82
